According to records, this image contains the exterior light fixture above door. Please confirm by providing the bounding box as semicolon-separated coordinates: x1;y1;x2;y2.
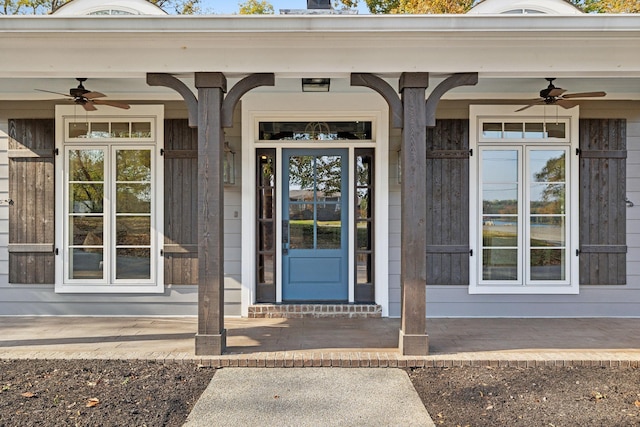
302;78;330;92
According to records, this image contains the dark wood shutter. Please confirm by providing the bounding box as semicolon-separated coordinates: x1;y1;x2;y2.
8;119;55;284
579;119;627;285
426;119;469;285
164;119;198;285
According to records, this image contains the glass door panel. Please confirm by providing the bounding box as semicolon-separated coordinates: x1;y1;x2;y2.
256;149;276;302
114;149;152;280
355;149;375;302
67;149;105;280
527;148;568;282
480;149;521;283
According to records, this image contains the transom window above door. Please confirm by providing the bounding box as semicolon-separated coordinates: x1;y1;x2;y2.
258;121;372;141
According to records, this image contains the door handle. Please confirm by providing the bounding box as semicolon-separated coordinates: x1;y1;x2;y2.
282;220;289;244
282;220;289;255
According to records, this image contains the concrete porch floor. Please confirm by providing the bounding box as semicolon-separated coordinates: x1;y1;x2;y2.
0;317;639;367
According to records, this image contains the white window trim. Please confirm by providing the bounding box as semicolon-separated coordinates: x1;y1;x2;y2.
469;105;579;294
240;93;390;316
55;105;164;293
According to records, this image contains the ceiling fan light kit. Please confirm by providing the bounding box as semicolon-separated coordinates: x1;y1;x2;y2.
36;78;130;111
516;78;606;112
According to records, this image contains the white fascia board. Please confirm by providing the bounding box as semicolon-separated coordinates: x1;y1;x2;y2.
1;14;640;33
1;15;640;78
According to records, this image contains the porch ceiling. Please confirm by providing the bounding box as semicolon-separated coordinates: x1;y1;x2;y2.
2;77;640;103
1;14;640;101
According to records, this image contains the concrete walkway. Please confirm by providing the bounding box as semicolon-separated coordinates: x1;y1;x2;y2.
184;368;435;427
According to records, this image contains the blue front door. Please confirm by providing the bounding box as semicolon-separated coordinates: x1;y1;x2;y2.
282;149;349;301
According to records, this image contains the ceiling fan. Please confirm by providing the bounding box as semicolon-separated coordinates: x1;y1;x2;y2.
516;78;606;112
36;78;130;111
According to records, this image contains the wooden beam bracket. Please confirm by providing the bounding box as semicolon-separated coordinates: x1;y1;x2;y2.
147;73;199;128
351;73;403;129
222;73;275;128
425;73;478;127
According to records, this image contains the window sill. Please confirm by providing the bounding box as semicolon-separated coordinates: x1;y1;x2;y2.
469;284;579;295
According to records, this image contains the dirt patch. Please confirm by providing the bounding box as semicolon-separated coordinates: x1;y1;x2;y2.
0;360;214;427
408;366;640;426
3;360;639;426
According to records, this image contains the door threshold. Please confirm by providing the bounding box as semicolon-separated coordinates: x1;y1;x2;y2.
248;303;382;318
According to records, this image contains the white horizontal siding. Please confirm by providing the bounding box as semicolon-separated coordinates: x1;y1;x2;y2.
624;113;640;310
0;286;199;316
222;111;243;316
387;127;402;317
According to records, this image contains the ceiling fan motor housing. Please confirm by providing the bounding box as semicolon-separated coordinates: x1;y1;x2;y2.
70;78;89;98
540;78;557;99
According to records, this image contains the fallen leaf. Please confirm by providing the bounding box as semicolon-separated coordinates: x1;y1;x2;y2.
634;400;640;408
86;398;100;408
21;391;36;398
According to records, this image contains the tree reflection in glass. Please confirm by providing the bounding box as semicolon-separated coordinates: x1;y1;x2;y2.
68;149;105;279
115;149;152;280
288;155;342;250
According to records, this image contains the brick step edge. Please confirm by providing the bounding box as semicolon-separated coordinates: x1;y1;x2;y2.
248;304;382;318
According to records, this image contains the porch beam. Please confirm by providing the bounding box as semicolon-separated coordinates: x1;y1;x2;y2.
399;72;429;356
221;73;275;128
425;73;478;127
194;72;227;355
350;73;403;129
147;73;199;127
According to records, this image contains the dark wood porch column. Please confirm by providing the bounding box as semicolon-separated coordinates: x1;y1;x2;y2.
194;72;227;355
399;72;429;355
148;72;273;355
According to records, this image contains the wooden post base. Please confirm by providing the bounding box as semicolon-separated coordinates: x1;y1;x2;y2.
195;330;227;355
399;329;429;356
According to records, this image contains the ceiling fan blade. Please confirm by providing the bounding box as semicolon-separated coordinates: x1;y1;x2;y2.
82;101;98;111
562;91;606;99
83;91;106;100
555;99;578;109
548;88;566;97
515;100;545;112
35;89;73;98
93;99;131;110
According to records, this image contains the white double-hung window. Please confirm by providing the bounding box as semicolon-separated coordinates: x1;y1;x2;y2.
55;105;164;293
469;106;579;294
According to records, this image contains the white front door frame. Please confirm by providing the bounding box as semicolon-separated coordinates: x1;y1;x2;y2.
241;92;390;316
